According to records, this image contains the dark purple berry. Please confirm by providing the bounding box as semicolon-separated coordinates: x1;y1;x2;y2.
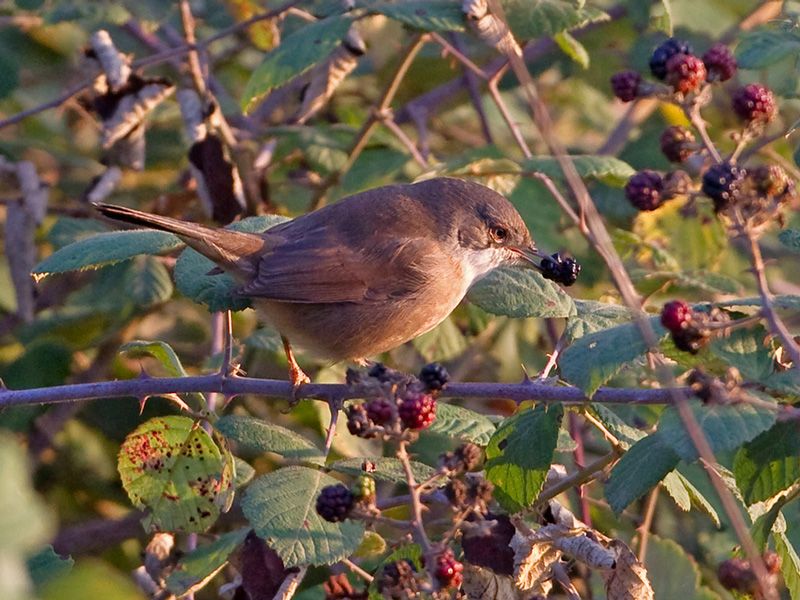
398;390;436;430
702;43;737;82
672;328;709;354
702;162;745;211
666;53;706;93
365;398;394;426
367;362;389;380
315;484;354;522
434;549;464;588
732;83;776;124
660;126;696;163
718;558;757;593
661;300;692;333
611;70;642;102
625;170;664;211
650;37;694;80
419;362;449;392
539;252;581;286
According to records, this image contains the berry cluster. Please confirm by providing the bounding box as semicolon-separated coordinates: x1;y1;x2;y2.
624;169;690;211
660;300;731;354
539;252;581;286
433;548;464;589
315;483;354;523
439;442;483;473
378;559;419;598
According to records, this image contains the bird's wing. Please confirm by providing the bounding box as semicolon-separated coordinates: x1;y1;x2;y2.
239;233;455;304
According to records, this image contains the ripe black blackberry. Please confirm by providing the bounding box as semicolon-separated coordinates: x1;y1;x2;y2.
672;327;710;354
540;252;581;286
665;53;706;94
660;300;692;333
610;70;642;102
365;397;394;426
434;549;464;588
625;170;664;211
419;362;449;392
398;390;436;430
315;484;354;522
702;162;745;212
702;43;737;82
660;126;696;163
649;37;694;80
732;83;776;124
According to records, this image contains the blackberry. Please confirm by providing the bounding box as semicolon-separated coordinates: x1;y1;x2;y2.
665;53;706;94
398;390;436;430
660;300;692;333
419;362;450;392
379;560;419;599
610;70;642;102
434;549;464;588
445;479;468;508
315;484;354;523
718;558;757;594
732;83;776;124
660;126;696;163
625;170;664;211
352;474;376;503
702;162;745;212
365;397;395;426
441;442;483;473
702;43;737;82
540;252;581;286
346;403;374;438
672;328;709;354
650;37;694;80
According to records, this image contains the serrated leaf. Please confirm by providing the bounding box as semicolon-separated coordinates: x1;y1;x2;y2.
553;30;589;68
234;457;255;488
370;1;465;31
521;154;634;187
657;401;777;462
215;415;325;465
329;457;436;483
502;0;609;39
468;267;576;319
485;404;563;511
776;531;800;600
675;469;721;528
241;466;365;566
121;340;189;377
27;546;74;588
241;15;353;113
644;536;716;600
427;403;496;445
661;471;691;511
560;317;666;397
565;300;632;342
166;527;249;596
751;501;786;551
779;229;800;252
710;327;774;381
735;29;800;69
33;230;182;278
67;256;174;311
734;421;800;505
47;217;109;249
605;433;680;514
586;404;644;449
118;416;234;533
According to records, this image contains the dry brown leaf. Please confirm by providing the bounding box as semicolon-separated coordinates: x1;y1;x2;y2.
101;78;175;149
90;29;131;92
462;0;522;56
462;563;521;600
511;525;560;594
603;539;654;600
187;134;246;224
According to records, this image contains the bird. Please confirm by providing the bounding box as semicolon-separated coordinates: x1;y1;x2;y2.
94;177;547;389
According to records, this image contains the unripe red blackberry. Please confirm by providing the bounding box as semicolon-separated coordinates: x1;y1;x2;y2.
434;549;464;588
419;362;449;392
702;162;745;212
661;300;692;333
763;550;781;575
732;83;776;124
365;397;394;426
650;38;694;80
610;70;642;102
702;43;737;82
316;484;354;522
666;53;706;94
398;390;436;430
625;170;664;211
660;126;696;163
352;474;376;503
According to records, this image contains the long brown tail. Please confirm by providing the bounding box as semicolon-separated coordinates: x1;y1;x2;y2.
93;202;266;277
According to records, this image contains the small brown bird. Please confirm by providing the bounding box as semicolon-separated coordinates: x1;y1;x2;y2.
95;177;545;388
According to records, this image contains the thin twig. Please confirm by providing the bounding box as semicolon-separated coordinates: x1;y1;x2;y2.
636;487;659;562
342;558;374;583
397;440;433;553
535;451;619;508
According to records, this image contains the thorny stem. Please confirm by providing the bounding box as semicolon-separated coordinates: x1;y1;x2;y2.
397;440;433;554
685;93;722;163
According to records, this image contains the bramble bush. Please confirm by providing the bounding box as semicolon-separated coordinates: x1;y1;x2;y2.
1;1;800;599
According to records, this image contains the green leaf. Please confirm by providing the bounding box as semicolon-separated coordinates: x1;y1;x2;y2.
370;1;466;31
779;229;800;252
709;326;774;381
485;404;563;511
560;317;666;397
751;502;786;551
412;317;468;362
242;466;365;566
467;267;576;319
166;528;250;596
234;457;255;488
120;340;189;377
47;217;108;249
586;405;645;450
775;531;800;600
329;457;436;483
735;29;800;69
118;416;234;533
215;415;325;465
644;536;718;600
33;230;182;278
40;560;145;600
174;215;288;312
502;0;609;39
733;421;800;505
565;300;632;342
27;546;73;588
661;470;691;511
605;433;680;514
553;31;589;69
675;469;721;528
241;16;353;113
521;154;635;187
427;403;496;445
657;401;777;462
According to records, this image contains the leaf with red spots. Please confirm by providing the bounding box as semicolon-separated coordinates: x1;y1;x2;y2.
118;416;235;533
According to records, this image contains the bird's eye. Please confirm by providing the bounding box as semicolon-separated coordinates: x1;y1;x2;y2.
490;226;508;243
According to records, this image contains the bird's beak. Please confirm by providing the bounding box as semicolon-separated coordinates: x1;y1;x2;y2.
511;245;547;271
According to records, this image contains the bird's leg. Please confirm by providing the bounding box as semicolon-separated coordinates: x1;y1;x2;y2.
281;336;311;401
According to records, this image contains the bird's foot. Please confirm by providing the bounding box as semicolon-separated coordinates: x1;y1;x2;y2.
282;335;310;406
